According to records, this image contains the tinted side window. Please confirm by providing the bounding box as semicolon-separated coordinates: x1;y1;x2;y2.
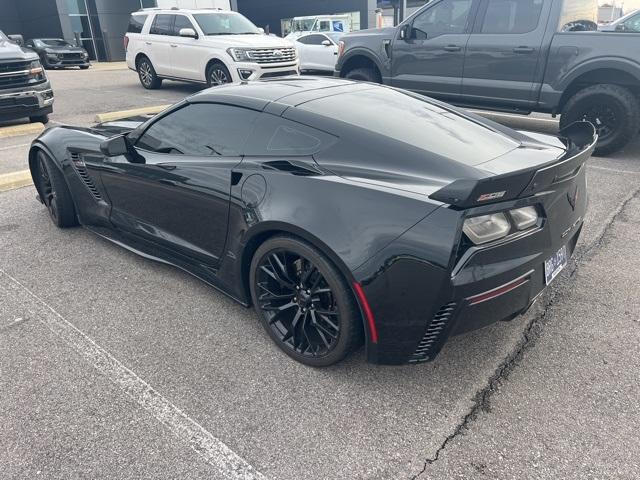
245;114;337;157
128;15;148;34
411;0;473;39
150;14;173;36
172;15;195;35
136;103;259;157
481;0;543;34
297;34;327;45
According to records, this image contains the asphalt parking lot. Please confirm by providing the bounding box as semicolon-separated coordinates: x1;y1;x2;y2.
1;66;639;479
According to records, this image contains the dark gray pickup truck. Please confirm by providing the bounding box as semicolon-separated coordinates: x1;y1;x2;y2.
0;30;54;124
336;0;640;155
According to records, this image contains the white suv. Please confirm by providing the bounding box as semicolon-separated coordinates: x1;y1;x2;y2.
124;8;299;89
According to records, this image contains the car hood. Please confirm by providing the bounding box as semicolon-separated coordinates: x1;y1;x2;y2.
201;34;294;48
0;39;38;61
343;26;396;39
44;46;85;53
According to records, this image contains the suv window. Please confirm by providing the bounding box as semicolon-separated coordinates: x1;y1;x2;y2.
172;15;195;35
128;14;148;34
136;103;258;157
480;0;543;34
558;0;597;32
150;14;173;36
411;0;473;40
297;34;329;45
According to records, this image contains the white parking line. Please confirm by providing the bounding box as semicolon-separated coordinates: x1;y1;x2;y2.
0;269;266;480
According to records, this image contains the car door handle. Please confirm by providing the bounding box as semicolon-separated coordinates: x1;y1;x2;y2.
170;44;178;48
513;46;534;54
145;41;152;45
158;179;178;186
444;45;462;52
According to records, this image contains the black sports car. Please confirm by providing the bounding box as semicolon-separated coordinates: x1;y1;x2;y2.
25;38;90;69
28;77;596;366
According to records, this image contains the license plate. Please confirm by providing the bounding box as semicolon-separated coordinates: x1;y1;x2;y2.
544;245;568;285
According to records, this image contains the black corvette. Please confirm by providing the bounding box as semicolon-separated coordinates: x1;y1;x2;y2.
28;77;596;366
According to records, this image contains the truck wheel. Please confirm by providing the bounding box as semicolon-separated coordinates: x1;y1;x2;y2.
344;67;380;84
30;114;49;124
136;56;162;89
560;84;640;156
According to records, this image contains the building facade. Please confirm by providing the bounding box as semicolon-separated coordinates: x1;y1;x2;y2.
0;0;389;62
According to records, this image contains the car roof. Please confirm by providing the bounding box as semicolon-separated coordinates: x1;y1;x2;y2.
135;8;234;14
188;76;368;109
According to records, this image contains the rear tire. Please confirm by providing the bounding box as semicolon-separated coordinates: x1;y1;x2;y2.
250;236;362;367
35;151;78;228
560;84;640;156
344;67;380;83
136;56;162;89
80;65;90;70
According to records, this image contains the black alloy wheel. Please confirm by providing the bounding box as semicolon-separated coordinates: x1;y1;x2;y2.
207;63;232;87
560;84;640;156
35;151;78;228
37;153;58;223
250;236;361;366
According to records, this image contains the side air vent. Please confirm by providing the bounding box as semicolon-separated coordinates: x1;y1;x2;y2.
70;152;102;200
409;302;457;363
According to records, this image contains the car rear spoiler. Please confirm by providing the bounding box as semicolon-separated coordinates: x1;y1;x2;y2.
429;121;597;209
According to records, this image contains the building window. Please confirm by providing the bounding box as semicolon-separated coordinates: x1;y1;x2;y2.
141;0;157;7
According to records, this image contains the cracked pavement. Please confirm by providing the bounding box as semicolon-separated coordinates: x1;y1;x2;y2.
1;69;640;479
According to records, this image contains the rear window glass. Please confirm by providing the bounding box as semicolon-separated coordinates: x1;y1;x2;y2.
298;88;519;166
128;15;147;34
481;0;544;34
558;0;598;32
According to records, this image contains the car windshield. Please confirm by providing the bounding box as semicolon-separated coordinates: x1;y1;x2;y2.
0;31;7;41
292;18;316;32
193;13;260;35
39;39;72;47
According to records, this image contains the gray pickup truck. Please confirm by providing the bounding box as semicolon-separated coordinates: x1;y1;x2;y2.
0;30;54;124
336;0;640;155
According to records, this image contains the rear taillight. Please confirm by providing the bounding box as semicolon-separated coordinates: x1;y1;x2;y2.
124;35;129;51
338;40;345;58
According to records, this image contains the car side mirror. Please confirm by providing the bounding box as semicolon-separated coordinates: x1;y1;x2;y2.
8;34;24;46
399;24;410;41
100;134;129;157
257;27;265;34
615;24;626;32
321;39;332;46
179;28;198;39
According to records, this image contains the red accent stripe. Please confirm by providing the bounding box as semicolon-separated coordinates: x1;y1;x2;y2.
353;282;379;344
466;275;530;306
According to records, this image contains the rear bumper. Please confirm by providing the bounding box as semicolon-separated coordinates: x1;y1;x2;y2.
0;82;54;121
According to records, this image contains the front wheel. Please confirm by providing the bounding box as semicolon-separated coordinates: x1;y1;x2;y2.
29;114;49;124
137;57;162;89
206;62;232;88
560;84;640;156
34;151;78;228
344;67;380;84
250;236;362;367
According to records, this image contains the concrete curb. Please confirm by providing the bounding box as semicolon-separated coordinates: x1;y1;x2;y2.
95;105;171;123
0;170;32;192
0;123;45;139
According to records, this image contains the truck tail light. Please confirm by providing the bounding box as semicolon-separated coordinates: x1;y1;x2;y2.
124;35;129;51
